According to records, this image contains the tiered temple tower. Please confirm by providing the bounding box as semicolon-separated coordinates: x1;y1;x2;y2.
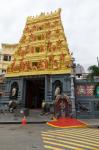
7;8;73;77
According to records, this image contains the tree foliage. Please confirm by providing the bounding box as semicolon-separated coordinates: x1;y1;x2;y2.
87;65;99;80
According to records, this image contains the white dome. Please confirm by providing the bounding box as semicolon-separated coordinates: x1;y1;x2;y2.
75;64;85;74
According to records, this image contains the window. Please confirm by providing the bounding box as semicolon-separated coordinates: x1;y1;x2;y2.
37;35;41;40
2;70;6;74
3;55;8;61
76;85;94;96
39;26;43;30
32;62;37;66
35;47;40;53
3;55;11;61
9;56;11;61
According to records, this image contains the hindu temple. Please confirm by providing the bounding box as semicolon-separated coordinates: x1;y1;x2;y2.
0;9;76;116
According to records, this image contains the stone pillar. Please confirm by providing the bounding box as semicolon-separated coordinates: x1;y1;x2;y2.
45;75;47;101
70;74;76;117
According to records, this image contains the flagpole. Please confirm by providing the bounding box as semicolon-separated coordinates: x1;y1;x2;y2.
97;56;99;67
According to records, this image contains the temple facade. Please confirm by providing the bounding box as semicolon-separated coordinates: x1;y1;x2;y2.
0;9;76;116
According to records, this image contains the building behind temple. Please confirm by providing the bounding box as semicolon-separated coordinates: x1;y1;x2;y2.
0;44;17;75
75;64;99;118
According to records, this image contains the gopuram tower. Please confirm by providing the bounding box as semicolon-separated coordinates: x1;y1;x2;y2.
7;8;73;77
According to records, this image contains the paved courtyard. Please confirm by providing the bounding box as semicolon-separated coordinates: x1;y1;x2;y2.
0;124;99;150
0;124;53;150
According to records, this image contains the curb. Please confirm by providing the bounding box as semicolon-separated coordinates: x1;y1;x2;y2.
87;125;99;128
0;121;47;124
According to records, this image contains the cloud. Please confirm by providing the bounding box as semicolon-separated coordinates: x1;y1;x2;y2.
0;0;99;71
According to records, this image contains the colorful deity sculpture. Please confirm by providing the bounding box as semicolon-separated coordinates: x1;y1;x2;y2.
54;87;72;119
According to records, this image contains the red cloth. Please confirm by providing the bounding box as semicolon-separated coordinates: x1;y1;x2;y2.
47;118;87;128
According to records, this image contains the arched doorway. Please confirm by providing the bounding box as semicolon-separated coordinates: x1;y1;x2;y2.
25;78;45;109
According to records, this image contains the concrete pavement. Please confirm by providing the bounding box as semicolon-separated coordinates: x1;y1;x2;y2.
80;119;99;128
0;109;52;124
0;109;99;128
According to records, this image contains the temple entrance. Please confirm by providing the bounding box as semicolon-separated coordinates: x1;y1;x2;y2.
25;78;45;109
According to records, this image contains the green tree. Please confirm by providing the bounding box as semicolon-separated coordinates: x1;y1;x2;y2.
87;65;99;80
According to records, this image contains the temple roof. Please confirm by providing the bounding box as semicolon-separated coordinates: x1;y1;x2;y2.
6;8;73;77
1;43;18;48
1;43;18;55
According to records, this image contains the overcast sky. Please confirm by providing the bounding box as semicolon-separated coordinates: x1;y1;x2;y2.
0;0;99;71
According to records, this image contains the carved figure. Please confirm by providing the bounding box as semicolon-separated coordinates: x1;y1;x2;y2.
54;93;72;119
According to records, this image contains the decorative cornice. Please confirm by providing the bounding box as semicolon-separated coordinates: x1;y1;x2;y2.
26;8;61;24
1;43;18;49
